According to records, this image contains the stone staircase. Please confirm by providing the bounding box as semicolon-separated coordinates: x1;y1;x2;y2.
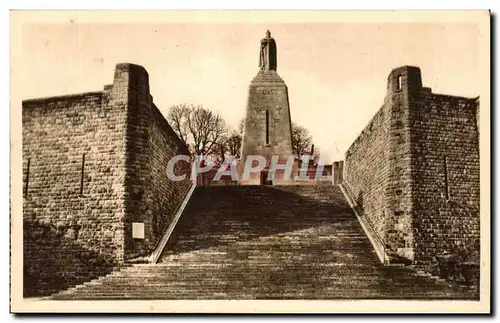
50;185;478;300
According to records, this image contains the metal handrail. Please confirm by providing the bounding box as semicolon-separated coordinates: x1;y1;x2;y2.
339;182;391;264
148;179;196;264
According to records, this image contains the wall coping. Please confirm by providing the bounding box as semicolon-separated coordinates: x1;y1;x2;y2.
424;92;479;105
345;90;478;157
22;91;104;106
345;102;387;156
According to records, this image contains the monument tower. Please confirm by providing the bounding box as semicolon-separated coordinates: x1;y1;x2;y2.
239;30;297;185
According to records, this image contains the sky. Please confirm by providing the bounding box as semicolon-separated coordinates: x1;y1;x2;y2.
17;21;480;163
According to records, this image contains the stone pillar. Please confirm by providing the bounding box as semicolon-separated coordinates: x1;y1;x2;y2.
111;63;154;259
239;31;297;185
332;161;344;185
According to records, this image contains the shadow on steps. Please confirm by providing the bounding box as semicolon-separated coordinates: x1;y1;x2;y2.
160;185;361;258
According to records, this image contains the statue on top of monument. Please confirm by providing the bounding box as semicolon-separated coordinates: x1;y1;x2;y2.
259;30;277;72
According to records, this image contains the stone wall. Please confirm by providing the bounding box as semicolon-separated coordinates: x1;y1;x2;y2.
343;66;480;271
343;102;392;246
22;89;128;296
409;92;480;270
119;64;192;259
22;63;192;296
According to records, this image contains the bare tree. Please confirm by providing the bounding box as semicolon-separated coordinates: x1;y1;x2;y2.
168;108;318;165
291;122;321;165
167;104;190;147
187;107;227;156
167;104;227;158
291;122;313;160
225;130;242;159
214;118;244;162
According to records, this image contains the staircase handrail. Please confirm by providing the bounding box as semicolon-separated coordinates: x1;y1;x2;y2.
148;179;196;264
339;182;391;264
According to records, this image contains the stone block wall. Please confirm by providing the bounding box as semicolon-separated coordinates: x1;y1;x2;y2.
22;90;128;296
343;65;480;269
120;64;192;259
343;100;393;246
409;92;480;269
22;63;192;296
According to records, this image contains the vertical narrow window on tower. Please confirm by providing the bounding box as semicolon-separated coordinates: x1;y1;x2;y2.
80;153;85;196
397;75;402;90
24;158;30;198
444;155;450;200
265;110;270;145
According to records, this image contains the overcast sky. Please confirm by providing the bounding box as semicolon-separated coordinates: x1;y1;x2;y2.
19;22;479;162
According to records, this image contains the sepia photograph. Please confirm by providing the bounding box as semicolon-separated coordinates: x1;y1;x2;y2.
10;10;490;313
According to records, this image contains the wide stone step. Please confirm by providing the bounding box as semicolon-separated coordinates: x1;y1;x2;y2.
59;287;458;298
72;279;452;291
104;273;412;281
58;278;471;289
161;241;376;249
53;285;475;300
53;293;477;300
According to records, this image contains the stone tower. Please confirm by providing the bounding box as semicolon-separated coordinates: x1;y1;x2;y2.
239;30;297;185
